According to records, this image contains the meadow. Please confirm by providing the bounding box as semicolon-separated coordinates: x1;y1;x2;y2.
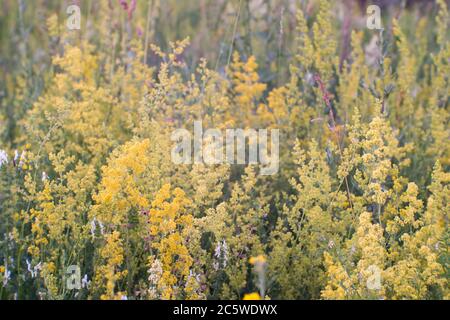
0;0;448;300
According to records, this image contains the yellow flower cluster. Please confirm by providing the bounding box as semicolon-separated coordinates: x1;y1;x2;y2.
0;0;448;301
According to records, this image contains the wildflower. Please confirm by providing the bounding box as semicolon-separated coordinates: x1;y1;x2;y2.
26;259;42;278
90;218;97;237
81;274;91;289
18;151;26;167
119;0;136;20
213;240;229;270
222;241;229;266
305;71;315;86
187;270;201;284
185;269;205;300
34;262;42;277
0;149;8;168
214;241;221;259
249;255;266;266
243;292;261;300
42;172;48;182
328;240;335;249
148;259;163;284
365;35;382;67
13;150;19;166
91;218;104;237
249;255;267;297
147;258;163;299
136;26;143;37
98;220;104;235
26;259;32;274
96;231;127;300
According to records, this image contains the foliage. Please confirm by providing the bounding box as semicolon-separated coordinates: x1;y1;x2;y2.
0;0;448;300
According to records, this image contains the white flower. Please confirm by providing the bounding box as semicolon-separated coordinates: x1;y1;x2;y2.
328;240;335;249
148;259;163;284
42;172;48;182
222;240;228;267
14;150;19;163
90;218;105;236
147;259;163;298
0;150;8;168
26;259;42;278
188;270;201;283
213;240;229;270
90;218;97;237
214;241;221;259
81;274;91;289
19;151;26;167
34;262;42;277
26;259;32;273
305;72;315;86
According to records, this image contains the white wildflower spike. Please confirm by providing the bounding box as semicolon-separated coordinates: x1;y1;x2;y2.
26;259;42;278
3;265;11;286
213;240;229;270
214;241;221;259
147;259;163;298
26;259;32;274
328;240;335;249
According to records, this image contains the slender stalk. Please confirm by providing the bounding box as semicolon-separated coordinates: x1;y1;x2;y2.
144;0;154;65
226;0;243;68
